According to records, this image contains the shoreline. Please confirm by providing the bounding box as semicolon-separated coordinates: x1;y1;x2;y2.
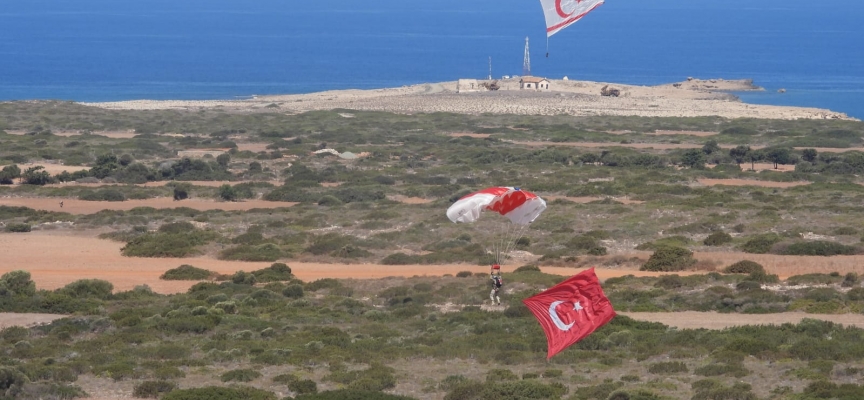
76;77;857;121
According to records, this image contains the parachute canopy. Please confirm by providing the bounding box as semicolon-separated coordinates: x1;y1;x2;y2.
447;187;547;265
538;0;605;37
447;187;547;225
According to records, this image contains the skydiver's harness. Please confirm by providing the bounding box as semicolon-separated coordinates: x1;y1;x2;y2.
491;275;503;291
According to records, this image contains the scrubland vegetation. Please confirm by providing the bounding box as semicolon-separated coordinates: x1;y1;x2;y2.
3;102;864;398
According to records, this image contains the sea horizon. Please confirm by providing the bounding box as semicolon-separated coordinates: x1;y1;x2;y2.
1;0;862;119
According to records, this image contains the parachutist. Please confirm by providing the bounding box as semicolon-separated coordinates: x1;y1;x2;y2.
490;265;502;305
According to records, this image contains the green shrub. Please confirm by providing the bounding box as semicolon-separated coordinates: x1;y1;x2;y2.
61;279;113;299
703;231;733;246
0;270;37;297
5;223;31;233
640;246;695;272
486;369;519;382
647;361;688;374
162;386;277;400
723;260;765;274
740;233;781;254
121;229;219;258
513;265;541;272
288;379;318;395
283;284;304;299
221;368;262;383
654;275;684;289
296;390;415;400
218;244;285;262
305;278;344;292
79;189;127;201
317;195;344;206
380;253;421;265
160;265;215;280
781;241;858;256
456;271;473;278
251;262;294;282
133;380;177;398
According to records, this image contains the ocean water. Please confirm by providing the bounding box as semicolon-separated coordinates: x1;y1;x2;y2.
1;0;862;119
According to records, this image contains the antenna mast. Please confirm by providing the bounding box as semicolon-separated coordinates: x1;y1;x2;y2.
488;56;492;80
522;37;531;76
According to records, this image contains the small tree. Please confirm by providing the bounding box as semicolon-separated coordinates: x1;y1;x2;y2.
802;148;818;163
22;166;52;185
764;147;792;169
218;184;237;202
680;149;706;169
702;140;721;155
640;246;696;272
249;161;263;173
216;153;231;168
0;164;21;184
729;145;751;167
173;184;190;201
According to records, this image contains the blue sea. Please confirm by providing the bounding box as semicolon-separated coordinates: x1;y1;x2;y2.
1;0;862;119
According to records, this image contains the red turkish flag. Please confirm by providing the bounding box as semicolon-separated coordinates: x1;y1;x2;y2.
523;268;616;359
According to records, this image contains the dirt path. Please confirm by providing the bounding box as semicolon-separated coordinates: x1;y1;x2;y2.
0;313;68;329
0;197;296;214
619;311;864;329
0;231;674;294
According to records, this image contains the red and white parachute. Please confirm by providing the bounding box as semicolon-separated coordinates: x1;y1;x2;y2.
447;187;547;265
538;0;605;37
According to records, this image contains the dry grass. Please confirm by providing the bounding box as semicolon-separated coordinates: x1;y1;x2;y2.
0;196;297;214
696;178;809;188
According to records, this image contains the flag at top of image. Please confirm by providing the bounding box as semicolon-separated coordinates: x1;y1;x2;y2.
522;267;616;359
539;0;605;37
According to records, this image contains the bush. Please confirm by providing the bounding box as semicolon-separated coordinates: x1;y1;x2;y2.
288;379;318;395
218;244;285;262
251;262;293;282
723;260;765;275
647;361;688;374
121;229;219;258
79;189;127;201
456;271;473;278
283;284;304;299
740;234;781;254
221;368;262;383
160;265;215;280
704;231;733;246
296;390;415;400
162;386;277;400
133;380;177;398
61;279;113;299
640;246;695;272
0;270;37;297
5;223;31;233
380;253;421;265
781;241;857;256
513;265;541;273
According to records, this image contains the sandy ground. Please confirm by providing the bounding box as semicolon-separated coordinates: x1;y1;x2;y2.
0;313;67;329
618;311;864;329
79;78;855;121
2;231;862;295
4;130;139;139
0;197;296;213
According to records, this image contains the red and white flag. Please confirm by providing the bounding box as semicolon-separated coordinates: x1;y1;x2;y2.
523;267;616;359
538;0;605;37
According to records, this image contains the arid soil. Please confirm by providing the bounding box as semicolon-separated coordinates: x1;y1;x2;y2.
0;197;296;214
80;78;855;121
0;313;67;329
617;311;864;329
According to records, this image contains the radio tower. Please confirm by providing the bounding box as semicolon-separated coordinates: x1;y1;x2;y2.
522;37;531;77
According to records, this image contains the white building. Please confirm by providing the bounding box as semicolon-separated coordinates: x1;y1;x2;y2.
519;76;550;90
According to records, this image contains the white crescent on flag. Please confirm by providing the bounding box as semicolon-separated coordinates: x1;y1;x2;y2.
538;0;605;37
